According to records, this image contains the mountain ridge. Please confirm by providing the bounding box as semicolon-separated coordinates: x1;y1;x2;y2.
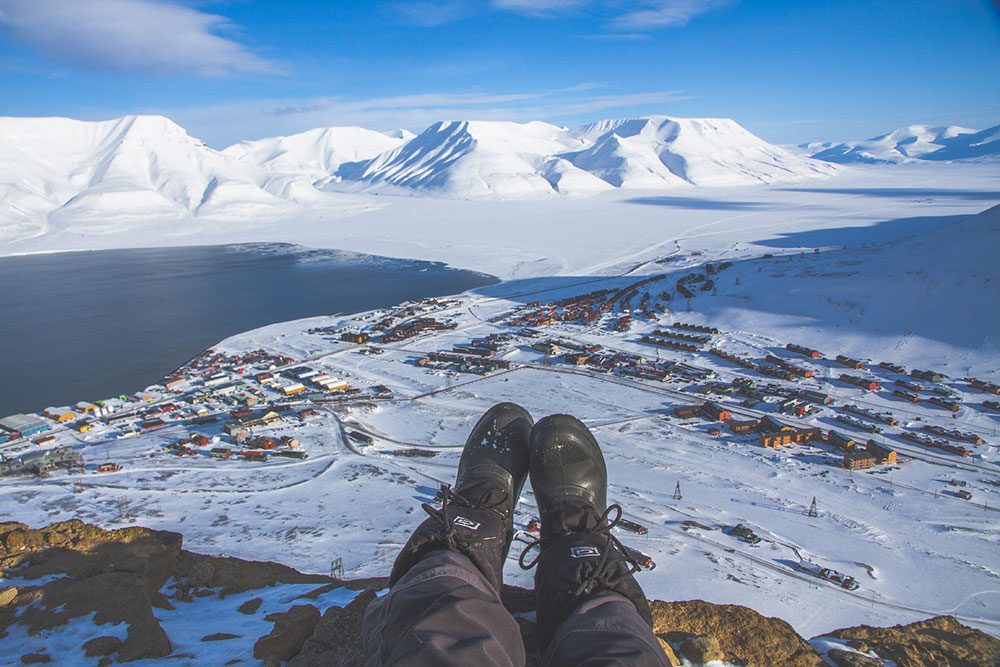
325;115;838;198
0;113;842;223
804;123;1000;164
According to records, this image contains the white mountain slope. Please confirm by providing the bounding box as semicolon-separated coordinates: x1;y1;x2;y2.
920;124;1000;161
0;115;350;243
223;126;412;182
568;116;836;188
330;120;611;198
805;124;1000;164
329;116;837;199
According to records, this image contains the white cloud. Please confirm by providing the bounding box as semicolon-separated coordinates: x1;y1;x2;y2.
492;0;588;15
391;0;475;26
610;0;734;30
391;0;731;28
0;0;282;76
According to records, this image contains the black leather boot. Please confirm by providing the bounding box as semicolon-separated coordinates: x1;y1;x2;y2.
523;414;654;651
389;402;533;593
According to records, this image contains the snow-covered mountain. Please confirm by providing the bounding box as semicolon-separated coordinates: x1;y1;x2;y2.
0;115;343;239
805;124;1000;164
327;115;838;198
223;126;413;181
331;120;603;198
0;114;842;231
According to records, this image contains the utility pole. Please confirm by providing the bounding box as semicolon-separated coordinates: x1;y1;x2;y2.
807;496;818;518
330;557;344;579
673;481;682;500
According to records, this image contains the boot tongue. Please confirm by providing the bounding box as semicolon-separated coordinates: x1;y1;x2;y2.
540;500;603;539
455;477;510;510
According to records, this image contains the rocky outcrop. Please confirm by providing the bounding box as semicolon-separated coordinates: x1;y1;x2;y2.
1;521;996;666
827;648;885;667
0;521;179;662
254;604;321;661
820;615;1000;666
0;520;335;663
288;589;377;666
651;599;826;666
83;637;124;657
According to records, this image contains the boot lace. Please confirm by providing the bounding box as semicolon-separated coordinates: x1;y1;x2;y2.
518;504;643;598
422;483;508;552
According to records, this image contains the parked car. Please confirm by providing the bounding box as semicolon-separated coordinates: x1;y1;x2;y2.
797;561;860;590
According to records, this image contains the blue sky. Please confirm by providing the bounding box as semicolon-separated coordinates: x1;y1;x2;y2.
1;0;999;148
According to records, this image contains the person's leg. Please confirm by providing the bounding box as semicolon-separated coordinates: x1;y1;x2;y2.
362;549;523;667
525;415;670;667
362;402;534;667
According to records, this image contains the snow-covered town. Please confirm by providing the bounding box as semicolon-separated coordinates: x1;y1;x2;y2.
3;216;998;643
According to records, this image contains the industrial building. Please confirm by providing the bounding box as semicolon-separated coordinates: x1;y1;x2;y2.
0;414;50;439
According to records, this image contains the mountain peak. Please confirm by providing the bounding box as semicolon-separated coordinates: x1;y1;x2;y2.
808;123;994;164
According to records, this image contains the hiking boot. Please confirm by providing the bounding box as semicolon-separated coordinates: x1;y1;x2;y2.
388;402;533;593
524;414;653;651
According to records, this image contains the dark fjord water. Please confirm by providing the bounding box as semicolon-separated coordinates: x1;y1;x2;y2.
0;244;497;416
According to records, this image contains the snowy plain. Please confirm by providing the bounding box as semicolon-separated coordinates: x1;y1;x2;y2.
1;115;999;651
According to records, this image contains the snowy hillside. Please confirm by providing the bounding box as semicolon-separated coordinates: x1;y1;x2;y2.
694;204;1000;371
806;124;1000;164
223;126;412;181
331;120;604;198
328;115;838;198
0;115;356;244
567;116;836;188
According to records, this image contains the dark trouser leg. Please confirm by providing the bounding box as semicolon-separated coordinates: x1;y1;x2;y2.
362;550;526;667
542;592;669;667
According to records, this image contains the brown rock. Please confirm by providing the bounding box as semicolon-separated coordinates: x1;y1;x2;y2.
187;559;215;587
12;572;171;662
288;589;378;667
827;648;884;667
238;597;263;615
20;654;51;664
203;632;241;641
254;604;321;662
651;599;824;666
0;521;181;590
0;586;19;606
655;637;682;666
82;636;123;657
175;551;331;595
172;582;193;603
97;658;112;667
681;634;724;663
150;591;174;610
343;589;377;615
824;615;1000;667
